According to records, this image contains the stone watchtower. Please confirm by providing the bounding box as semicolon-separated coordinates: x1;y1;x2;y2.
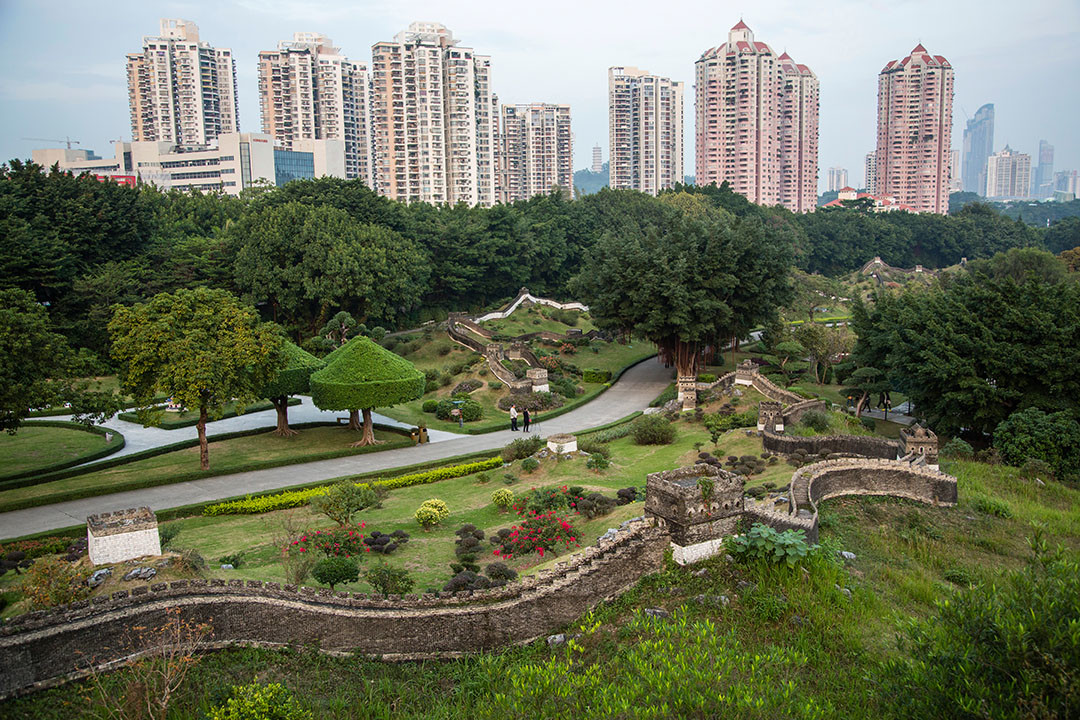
677;375;698;411
900;424;939;468
87;507;162;565
526;367;549;393
645;464;744;564
757;401;784;433
735;358;759;386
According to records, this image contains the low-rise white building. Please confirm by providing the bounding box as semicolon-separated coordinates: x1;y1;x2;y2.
32;132;345;196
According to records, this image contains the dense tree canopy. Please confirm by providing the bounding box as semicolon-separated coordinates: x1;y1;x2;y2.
848;250;1080;436
258;341;325;436
109;287;284;469
571;195;794;378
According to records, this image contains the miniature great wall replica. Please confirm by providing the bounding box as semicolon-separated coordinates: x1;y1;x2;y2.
0;361;958;697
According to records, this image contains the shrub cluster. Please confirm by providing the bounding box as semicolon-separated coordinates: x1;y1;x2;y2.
490;511;580;559
491;488;514;512
582;368;611;384
727;523;810;568
365;564;415;596
496;391;563;413
19;558;90;610
290;525;408;558
631;415;676;445
577;438;611;458
208;682;312;720
312;556;359;590
415;498;450;530
202;457;502;515
434;397;482;422
798;409;830;433
443;561;518;592
521;457;540;473
500;435;544;462
591;423;634;443
451;379;482;395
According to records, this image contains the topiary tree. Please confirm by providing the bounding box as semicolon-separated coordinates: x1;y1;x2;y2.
310;336;425;446
365;563;415;596
258;341;324;436
414;498;449;531
492;488;514;512
312;556;359;590
310;480;378;526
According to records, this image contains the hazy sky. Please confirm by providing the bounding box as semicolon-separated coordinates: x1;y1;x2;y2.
1;0;1077;192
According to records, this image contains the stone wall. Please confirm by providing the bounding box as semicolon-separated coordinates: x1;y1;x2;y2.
761;430;900;460
0;519;665;697
781;399;827;425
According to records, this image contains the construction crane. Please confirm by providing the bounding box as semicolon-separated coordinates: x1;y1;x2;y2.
21;136;81;149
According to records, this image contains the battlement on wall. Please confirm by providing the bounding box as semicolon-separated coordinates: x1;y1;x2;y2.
0;519;666;696
762;429;900;459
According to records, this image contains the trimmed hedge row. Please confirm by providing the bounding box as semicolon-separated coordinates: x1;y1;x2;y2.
0;422;412;514
116;398;300;430
582;368;612;384
202;456;503;516
0;422;126;485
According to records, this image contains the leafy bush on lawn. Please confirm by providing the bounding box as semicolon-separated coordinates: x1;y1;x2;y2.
365;563;415;596
207;682;312;720
312;556;359;590
631;415;675;445
727;523;810;568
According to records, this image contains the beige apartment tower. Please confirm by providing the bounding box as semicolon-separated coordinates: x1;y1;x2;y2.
500;104;573;202
258;33;371;184
608;67;684;195
876;44;954;214
126;19;238;147
370;22;498;207
985;146;1032;199
695;21;819;213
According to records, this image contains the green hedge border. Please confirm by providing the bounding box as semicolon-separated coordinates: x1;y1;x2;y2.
0;422;126;486
0;422;412;514
116;398;300;430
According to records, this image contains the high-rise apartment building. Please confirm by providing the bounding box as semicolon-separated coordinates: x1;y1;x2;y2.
370;22;498;207
1033;140;1054;198
126;19;238;147
985;146;1032;199
949;148;962;192
257;33;371;184
695;21;819;213
961;103;994;195
608;66;684;195
865;151;877;193
1054;170;1079;198
876;43;954;214
500;103;572;202
591;144;603;174
827;167;848;192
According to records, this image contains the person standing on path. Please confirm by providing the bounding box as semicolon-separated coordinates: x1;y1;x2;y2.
522;408;531;432
509;404;518;431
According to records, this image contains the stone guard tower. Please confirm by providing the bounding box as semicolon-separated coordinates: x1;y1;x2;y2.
757;401;784;433
677;375;698;410
526;367;549;393
645;464;744;564
900;424;939;468
87;507;162;565
735;358;759;385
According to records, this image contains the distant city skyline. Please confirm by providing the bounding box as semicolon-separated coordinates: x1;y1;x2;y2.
0;0;1076;195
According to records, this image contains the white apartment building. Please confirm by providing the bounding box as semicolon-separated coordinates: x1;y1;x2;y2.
126;19;239;147
865;151;877;194
258;33;371;185
370;22;498;206
827;167;848;193
33;134;345;197
500;104;573;202
608;66;684;195
985;145;1032;200
592;144;603;174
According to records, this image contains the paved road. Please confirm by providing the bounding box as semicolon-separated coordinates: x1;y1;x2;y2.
1;359;673;539
45;400;462;464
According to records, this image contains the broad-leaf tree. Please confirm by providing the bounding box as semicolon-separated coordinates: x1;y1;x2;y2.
258;340;324;436
310;336;424;446
571;207;793;380
109;287;283;469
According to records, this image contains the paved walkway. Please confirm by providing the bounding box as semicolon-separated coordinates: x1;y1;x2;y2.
1;359;673;539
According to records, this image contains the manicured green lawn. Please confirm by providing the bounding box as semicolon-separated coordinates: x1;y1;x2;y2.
0;426;407;513
0;426;109;477
482;305;596;337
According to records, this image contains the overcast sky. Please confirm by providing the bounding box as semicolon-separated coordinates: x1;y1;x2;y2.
1;0;1077;193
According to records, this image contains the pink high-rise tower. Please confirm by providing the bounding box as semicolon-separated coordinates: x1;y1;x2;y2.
876;44;954;214
694;21;819;213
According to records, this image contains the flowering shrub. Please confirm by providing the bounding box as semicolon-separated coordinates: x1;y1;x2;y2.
492;488;514;512
517;485;583;515
290;524;369;557
492;511;580;559
560;343;576;355
203;457;501;515
414;498;450;530
19;558;90;609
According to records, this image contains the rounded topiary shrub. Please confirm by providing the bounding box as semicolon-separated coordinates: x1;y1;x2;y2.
521;457;540;473
799;410;830;433
631;415;676;445
414;498;450;530
941;437;974;460
492;488;514;512
422;399;439;413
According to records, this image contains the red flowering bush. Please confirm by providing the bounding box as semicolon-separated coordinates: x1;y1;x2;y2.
290;523;369;558
560;343;576;355
491;511;580;559
539;355;561;371
516;485;584;516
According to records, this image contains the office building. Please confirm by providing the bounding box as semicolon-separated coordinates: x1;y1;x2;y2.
258;33;370;184
500;103;573;202
1033;140;1054;199
370;22;498;206
985;145;1031;199
608;66;684;195
961;103;994;195
695;21;819;212
126;19;239;147
876;43;954;214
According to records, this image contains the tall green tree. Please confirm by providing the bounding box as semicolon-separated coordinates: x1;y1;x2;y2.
571;208;793;381
109;288;283;469
309;336;424;446
258;341;324;436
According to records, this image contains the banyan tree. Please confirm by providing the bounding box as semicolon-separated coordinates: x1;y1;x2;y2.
310;336;425;446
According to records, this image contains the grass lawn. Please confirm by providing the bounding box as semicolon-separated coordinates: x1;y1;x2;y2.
6;410;1080;718
0;426;408;514
481;305;597;337
379;339;659;434
0;426;111;477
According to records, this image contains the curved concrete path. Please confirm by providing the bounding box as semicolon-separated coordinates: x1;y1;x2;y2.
0;359;673;539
